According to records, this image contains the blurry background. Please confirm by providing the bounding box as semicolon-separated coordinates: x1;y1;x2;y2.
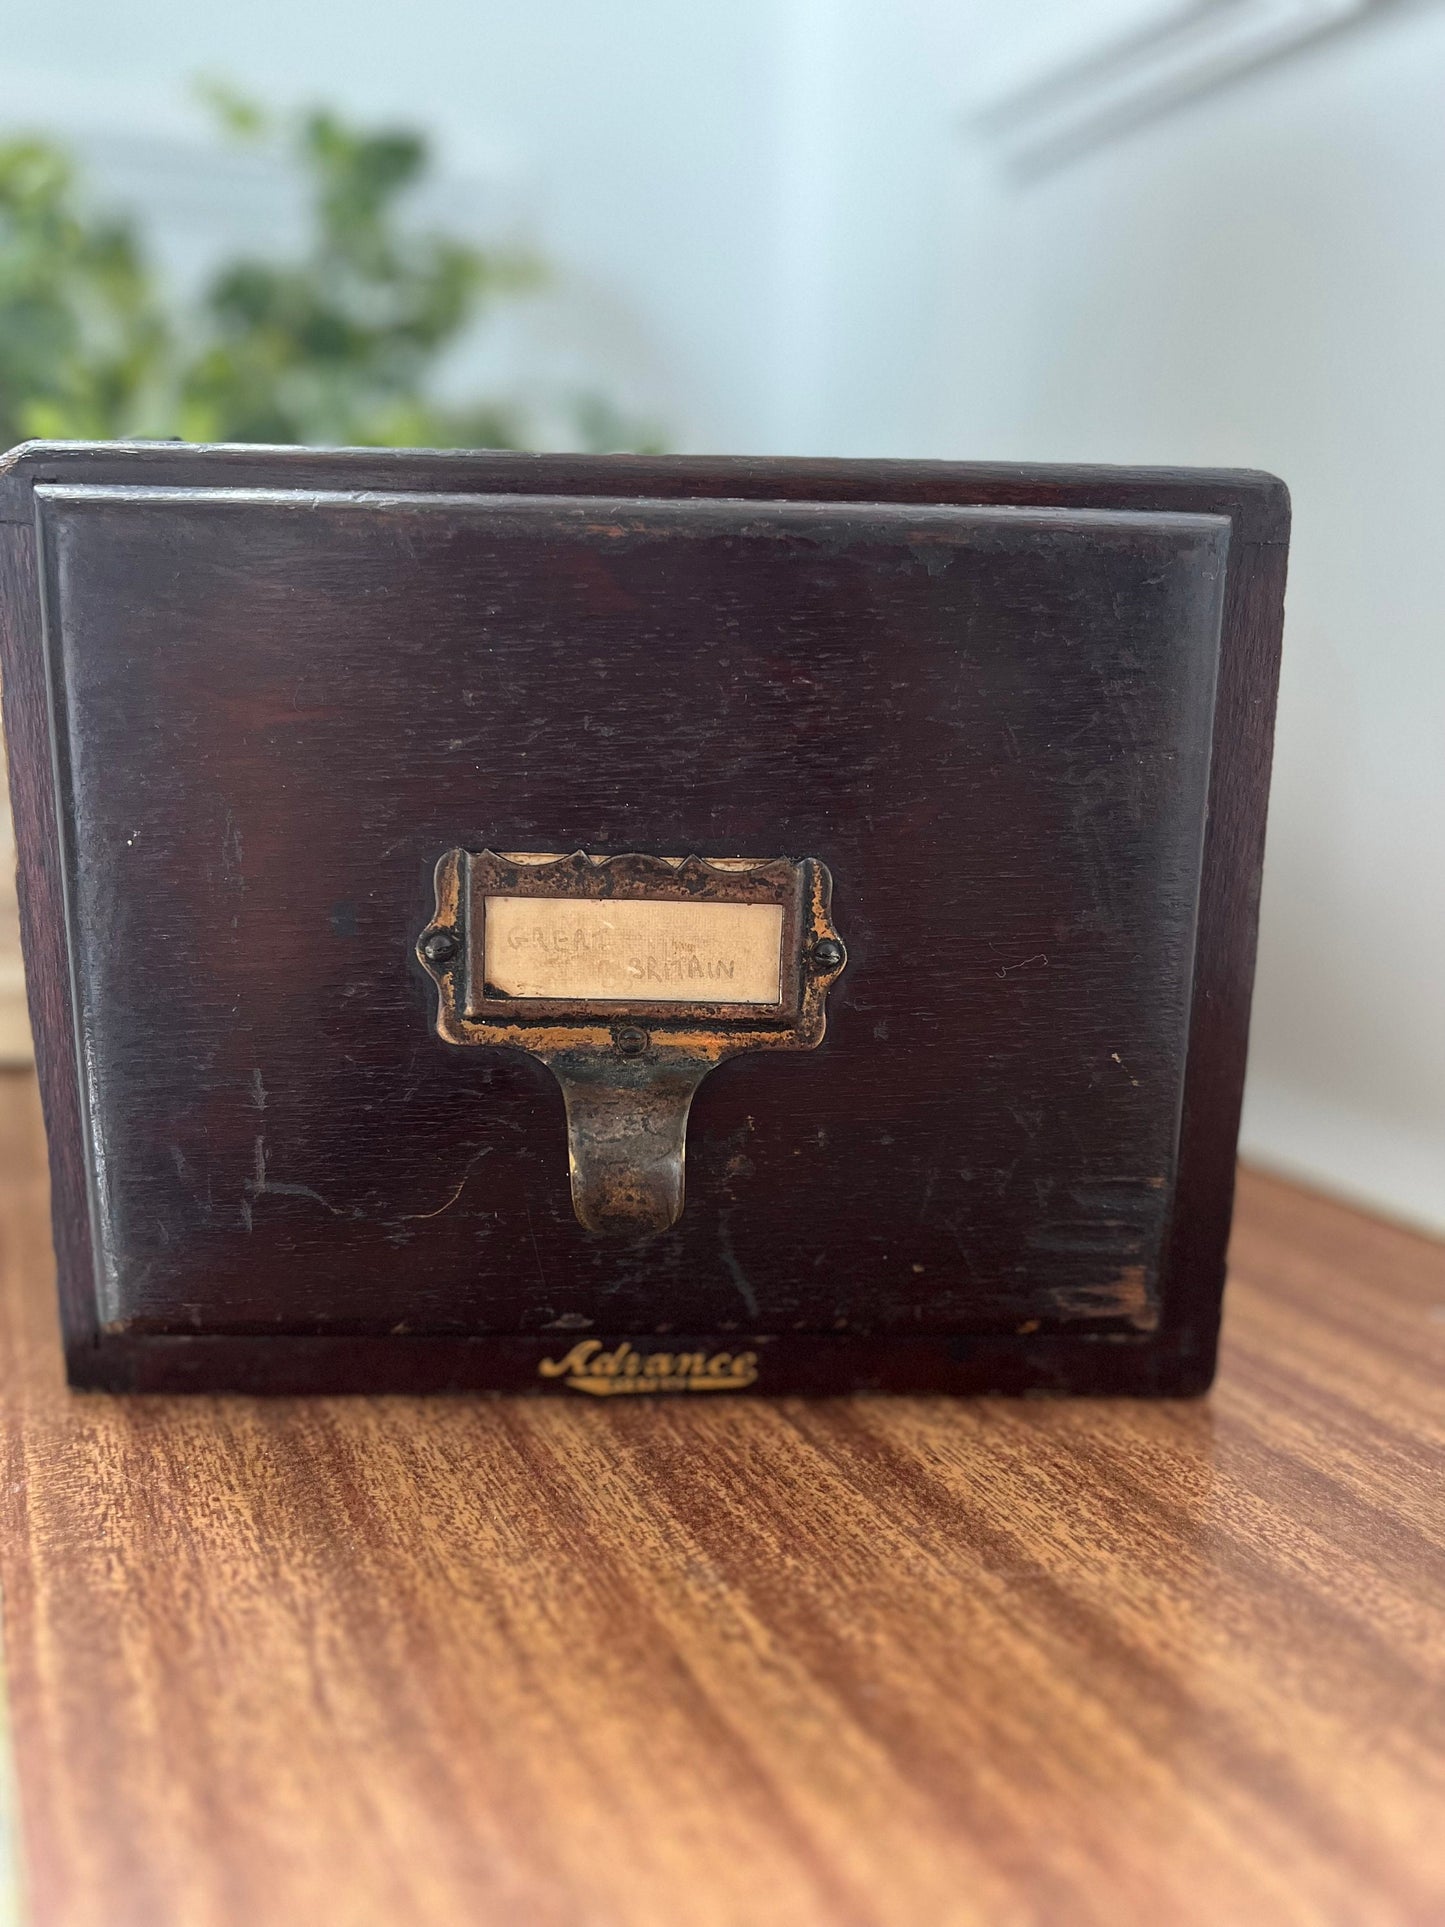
1;0;1441;1232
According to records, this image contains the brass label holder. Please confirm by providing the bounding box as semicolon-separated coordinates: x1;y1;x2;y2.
418;851;846;1237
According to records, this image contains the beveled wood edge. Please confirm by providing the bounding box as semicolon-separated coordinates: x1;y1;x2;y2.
1154;530;1288;1378
0;441;1291;542
0;521;102;1354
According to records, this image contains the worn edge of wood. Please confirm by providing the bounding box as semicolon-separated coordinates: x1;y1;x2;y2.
0;441;1292;542
0;521;101;1358
0;444;1290;1393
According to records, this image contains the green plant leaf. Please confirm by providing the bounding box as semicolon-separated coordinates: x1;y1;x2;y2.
0;92;662;455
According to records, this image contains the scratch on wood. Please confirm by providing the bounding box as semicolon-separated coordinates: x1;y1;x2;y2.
718;1208;760;1319
395;1147;493;1222
247;1136;348;1216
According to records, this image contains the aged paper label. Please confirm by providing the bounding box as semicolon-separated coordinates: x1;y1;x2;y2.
482;896;784;1004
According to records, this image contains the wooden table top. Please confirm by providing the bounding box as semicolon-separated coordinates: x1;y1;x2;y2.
0;1068;1439;1926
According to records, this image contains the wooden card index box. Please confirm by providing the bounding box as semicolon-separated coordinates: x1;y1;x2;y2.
0;443;1288;1397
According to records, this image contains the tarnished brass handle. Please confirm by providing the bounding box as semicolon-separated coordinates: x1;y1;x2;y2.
549;1049;713;1236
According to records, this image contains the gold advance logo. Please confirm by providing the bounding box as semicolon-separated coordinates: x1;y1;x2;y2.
538;1340;759;1397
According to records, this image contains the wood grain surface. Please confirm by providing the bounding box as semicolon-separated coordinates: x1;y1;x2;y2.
0;1068;1439;1926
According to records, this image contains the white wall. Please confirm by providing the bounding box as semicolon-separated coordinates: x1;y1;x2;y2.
2;0;1441;1228
922;1;1445;1234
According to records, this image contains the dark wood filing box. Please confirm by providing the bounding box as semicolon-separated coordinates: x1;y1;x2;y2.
0;442;1288;1396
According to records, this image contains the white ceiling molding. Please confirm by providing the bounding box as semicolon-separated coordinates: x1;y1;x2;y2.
966;0;1419;178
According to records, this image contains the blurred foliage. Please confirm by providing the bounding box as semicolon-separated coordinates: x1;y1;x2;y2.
0;138;167;445
0;84;654;451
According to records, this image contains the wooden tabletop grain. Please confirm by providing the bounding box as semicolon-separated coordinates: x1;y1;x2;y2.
0;1071;1439;1927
